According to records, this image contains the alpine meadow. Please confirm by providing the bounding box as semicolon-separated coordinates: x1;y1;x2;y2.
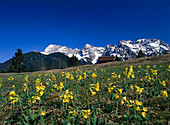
0;0;170;124
0;54;169;124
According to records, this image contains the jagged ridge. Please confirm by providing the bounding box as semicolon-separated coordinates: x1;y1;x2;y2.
41;39;170;64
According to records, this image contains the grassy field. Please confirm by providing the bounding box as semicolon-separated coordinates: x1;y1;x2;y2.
0;54;169;124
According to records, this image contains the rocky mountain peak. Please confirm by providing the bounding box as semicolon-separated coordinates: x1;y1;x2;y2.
41;39;170;64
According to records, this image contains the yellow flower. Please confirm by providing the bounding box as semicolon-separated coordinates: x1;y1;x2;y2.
40;86;46;90
108;88;111;93
136;100;143;106
25;75;28;82
136;107;140;111
152;70;157;75
0;84;1;87
138;65;141;68
23;83;28;92
70;75;74;80
36;86;41;92
122;97;126;101
41;111;46;116
92;73;97;78
82;109;91;119
11;100;17;105
35;96;41;100
40;91;44;96
61;72;65;76
121;100;124;105
109;83;113;86
117;88;123;94
46;81;49;85
143;107;147;112
94;82;99;91
51;74;56;81
8;96;14;101
161;81;166;86
12;85;15;88
60;82;64;86
141;112;146;117
53;84;57;88
118;75;121;78
32;99;36;103
127;104;132;107
111;86;116;90
66;90;69;94
161;91;168;98
115;94;119;99
36;78;41;86
136;88;144;94
69;110;77;116
70;95;73;99
89;88;96;96
146;65;150;69
63;98;69;103
28;100;31;103
59;95;63;99
9;91;16;96
130;86;134;90
8;77;14;81
130;100;134;104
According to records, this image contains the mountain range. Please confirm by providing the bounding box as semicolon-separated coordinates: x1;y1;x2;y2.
0;51;88;71
0;38;169;72
41;39;170;64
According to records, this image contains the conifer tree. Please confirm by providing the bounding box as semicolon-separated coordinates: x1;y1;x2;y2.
137;50;145;58
68;55;79;66
115;55;121;61
9;48;27;72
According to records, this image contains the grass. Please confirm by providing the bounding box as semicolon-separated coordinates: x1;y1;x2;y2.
0;54;169;124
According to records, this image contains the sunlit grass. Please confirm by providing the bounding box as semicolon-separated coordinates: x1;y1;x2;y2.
0;63;169;124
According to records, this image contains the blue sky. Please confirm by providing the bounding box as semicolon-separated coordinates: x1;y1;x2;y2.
0;0;169;63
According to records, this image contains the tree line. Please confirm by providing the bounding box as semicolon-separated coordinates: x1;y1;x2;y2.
0;49;80;73
0;48;168;73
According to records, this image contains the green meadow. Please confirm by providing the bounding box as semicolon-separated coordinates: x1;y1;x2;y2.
0;54;169;125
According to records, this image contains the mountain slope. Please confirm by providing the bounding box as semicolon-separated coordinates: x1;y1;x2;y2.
0;51;88;71
42;39;170;63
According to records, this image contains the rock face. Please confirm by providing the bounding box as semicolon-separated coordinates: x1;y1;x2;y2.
42;39;170;64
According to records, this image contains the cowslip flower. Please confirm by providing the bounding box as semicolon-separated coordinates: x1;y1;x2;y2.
130;100;134;104
161;81;166;86
130;86;134;90
141;112;146;117
8;90;19;105
161;91;168;98
117;88;123;94
127;104;132;107
69;110;77;116
136;107;140;111
136;87;144;94
136;100;143;106
92;73;97;78
115;94;119;99
41;111;46;116
70;75;74;80
143;107;147;112
82;109;91;119
108;88;111;93
89;88;96;96
23;83;28;91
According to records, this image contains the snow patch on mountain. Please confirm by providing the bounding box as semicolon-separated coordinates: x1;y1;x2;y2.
41;39;170;64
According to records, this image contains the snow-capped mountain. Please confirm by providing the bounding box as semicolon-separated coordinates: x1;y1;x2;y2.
41;39;170;64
